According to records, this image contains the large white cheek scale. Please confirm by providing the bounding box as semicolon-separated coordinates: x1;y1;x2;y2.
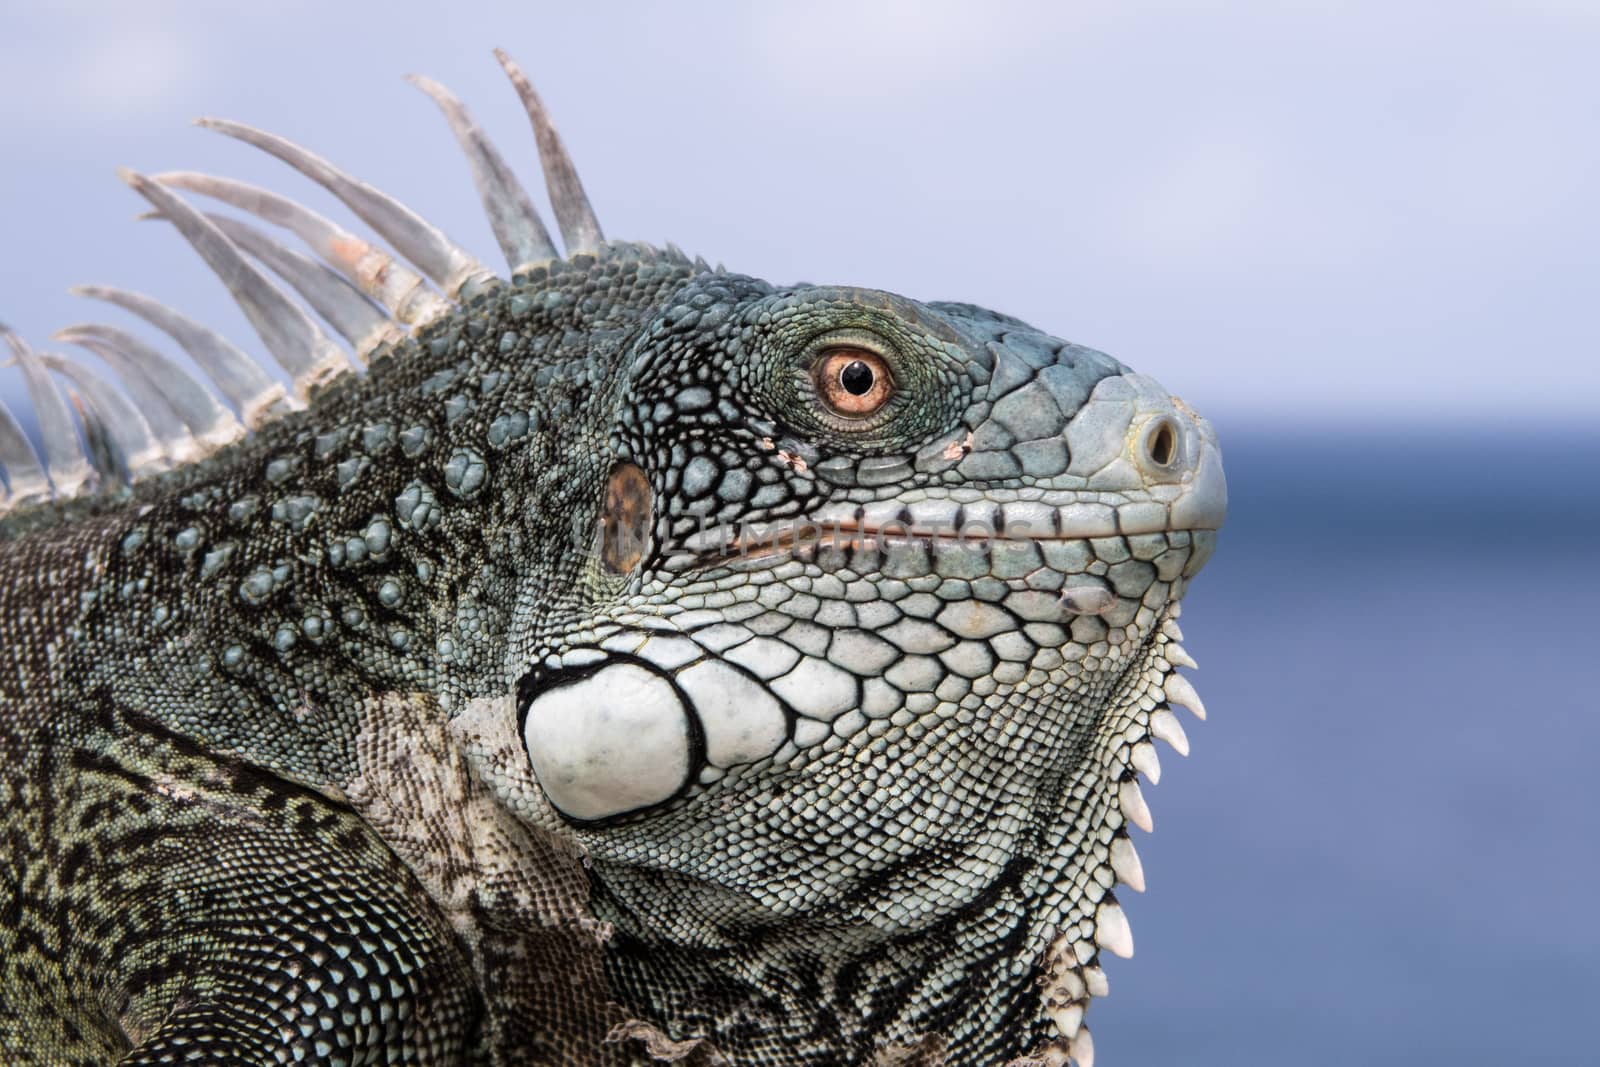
522;661;691;821
675;658;788;768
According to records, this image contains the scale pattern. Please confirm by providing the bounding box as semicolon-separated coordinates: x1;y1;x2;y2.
0;52;1224;1067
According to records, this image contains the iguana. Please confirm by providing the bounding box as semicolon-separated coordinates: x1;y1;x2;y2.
0;50;1226;1067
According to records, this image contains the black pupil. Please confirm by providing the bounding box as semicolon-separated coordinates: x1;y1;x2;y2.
839;360;875;396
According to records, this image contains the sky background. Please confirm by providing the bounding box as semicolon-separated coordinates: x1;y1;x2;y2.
1;1;1597;424
1;4;1596;1065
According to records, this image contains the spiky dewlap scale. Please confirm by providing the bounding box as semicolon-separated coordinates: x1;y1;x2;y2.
0;46;1223;1067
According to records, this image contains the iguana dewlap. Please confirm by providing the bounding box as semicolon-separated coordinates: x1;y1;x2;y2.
0;50;1224;1067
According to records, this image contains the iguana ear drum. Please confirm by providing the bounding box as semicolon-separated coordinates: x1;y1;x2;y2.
520;659;696;822
600;462;651;574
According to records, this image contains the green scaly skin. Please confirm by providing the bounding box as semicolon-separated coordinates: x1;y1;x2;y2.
0;135;1224;1067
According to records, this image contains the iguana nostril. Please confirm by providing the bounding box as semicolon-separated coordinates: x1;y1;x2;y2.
1139;415;1182;472
1150;424;1175;466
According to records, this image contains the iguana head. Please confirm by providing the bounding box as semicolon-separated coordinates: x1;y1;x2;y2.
1;51;1224;1066
486;265;1224;1061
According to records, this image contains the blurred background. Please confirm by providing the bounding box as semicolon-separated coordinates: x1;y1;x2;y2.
1;2;1594;1063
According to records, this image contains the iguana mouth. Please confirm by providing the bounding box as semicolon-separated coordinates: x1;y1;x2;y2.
686;469;1226;569
722;508;1223;562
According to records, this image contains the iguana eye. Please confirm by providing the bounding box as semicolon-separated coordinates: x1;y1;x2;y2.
816;348;893;419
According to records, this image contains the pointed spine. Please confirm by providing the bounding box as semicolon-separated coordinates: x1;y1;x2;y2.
70;285;295;429
1109;833;1145;893
153;171;445;328
52;331;203;466
1163;672;1207;721
194;117;496;298
0;397;51;510
1129;741;1161;785
1118;777;1153;834
1069;1026;1095;1067
1149;707;1190;756
122;169;352;399
1048;1003;1084;1040
407;73;558;270
40;354;169;480
1082;965;1109;998
200;213;397;356
65;388;127;487
1094;898;1134;959
494;48;605;255
1;327;94;497
52;322;241;451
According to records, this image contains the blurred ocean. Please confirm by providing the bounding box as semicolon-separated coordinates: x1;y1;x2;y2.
1092;420;1599;1065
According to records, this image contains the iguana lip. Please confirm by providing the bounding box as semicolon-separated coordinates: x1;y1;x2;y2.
680;441;1226;564
720;519;1155;561
689;510;1215;565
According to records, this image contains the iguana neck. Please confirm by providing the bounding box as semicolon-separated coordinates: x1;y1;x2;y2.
583;619;1174;1064
10;260;693;792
